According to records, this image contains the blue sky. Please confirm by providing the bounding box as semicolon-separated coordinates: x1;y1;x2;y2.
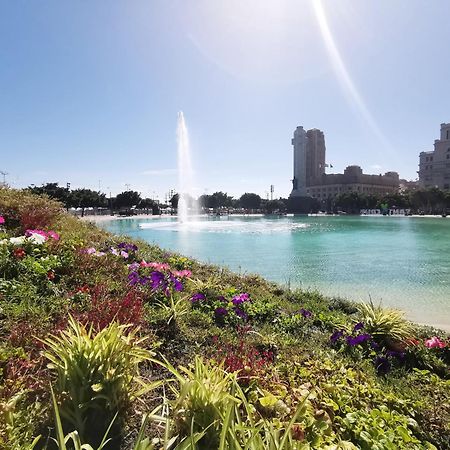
1;0;449;200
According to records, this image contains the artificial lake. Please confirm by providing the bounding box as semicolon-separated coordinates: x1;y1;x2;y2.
100;215;450;330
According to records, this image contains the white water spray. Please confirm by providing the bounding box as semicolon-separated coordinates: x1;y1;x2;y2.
176;111;198;222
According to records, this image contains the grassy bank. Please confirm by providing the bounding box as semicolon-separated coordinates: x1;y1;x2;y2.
0;188;449;450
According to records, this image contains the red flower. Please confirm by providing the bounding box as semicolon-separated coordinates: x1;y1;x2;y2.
77;285;90;293
47;271;55;281
13;247;26;259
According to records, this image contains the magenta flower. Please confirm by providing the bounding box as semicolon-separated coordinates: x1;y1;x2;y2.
0;216;5;224
47;230;60;241
424;336;446;349
232;293;250;306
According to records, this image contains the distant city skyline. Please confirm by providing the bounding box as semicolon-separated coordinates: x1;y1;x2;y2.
1;0;450;199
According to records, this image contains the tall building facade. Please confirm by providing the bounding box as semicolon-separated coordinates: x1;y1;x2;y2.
290;126;399;200
291;127;327;197
418;123;450;190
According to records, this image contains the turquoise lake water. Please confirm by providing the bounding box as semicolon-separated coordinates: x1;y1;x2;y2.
100;215;450;330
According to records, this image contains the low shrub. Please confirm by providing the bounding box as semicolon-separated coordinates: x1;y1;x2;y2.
43;317;156;447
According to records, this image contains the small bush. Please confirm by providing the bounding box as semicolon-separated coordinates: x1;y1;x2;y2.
43;317;155;447
358;301;414;345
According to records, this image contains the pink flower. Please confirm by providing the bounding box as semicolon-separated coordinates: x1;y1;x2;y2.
140;261;171;271
172;269;192;278
85;247;97;254
424;336;446;349
120;250;129;258
0;216;5;224
25;229;48;240
47;230;60;241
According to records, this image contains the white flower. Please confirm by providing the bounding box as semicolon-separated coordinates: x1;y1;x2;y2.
27;233;47;245
1;236;27;245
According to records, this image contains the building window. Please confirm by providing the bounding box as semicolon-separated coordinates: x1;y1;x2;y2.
447;154;450;159
444;184;449;189
430;156;433;161
426;157;429;162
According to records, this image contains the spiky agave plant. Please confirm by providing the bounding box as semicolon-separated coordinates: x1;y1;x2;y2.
162;356;240;449
43;316;160;446
357;301;414;344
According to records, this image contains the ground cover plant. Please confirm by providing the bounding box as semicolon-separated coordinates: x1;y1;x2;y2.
0;187;449;449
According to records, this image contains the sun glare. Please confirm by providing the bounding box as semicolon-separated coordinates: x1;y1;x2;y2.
185;0;328;84
312;0;392;153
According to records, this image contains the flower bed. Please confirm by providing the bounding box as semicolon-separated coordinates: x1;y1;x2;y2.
0;188;449;449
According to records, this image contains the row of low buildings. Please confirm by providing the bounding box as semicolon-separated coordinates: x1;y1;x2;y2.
289;122;450;201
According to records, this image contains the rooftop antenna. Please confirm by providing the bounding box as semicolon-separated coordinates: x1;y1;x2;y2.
0;171;8;184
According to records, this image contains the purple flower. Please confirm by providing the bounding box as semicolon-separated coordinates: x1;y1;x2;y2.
217;295;227;303
214;307;228;317
232;293;250;306
370;341;380;351
128;262;140;271
150;271;166;291
118;242;138;252
347;334;372;347
234;307;248;321
386;350;405;360
120;250;129;259
353;322;364;331
330;330;344;344
170;274;184;292
110;247;119;256
374;356;391;375
190;293;206;303
300;308;312;318
128;271;139;286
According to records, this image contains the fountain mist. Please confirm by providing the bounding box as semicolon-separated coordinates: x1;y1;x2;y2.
176;111;198;222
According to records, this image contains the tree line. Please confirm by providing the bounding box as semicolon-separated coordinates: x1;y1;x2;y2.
330;188;450;214
26;183;450;216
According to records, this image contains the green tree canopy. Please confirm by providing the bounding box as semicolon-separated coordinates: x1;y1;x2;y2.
239;193;261;210
27;183;70;205
115;191;142;209
69;189;106;217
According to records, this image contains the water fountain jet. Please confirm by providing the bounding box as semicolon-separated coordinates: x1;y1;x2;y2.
176;111;198;222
